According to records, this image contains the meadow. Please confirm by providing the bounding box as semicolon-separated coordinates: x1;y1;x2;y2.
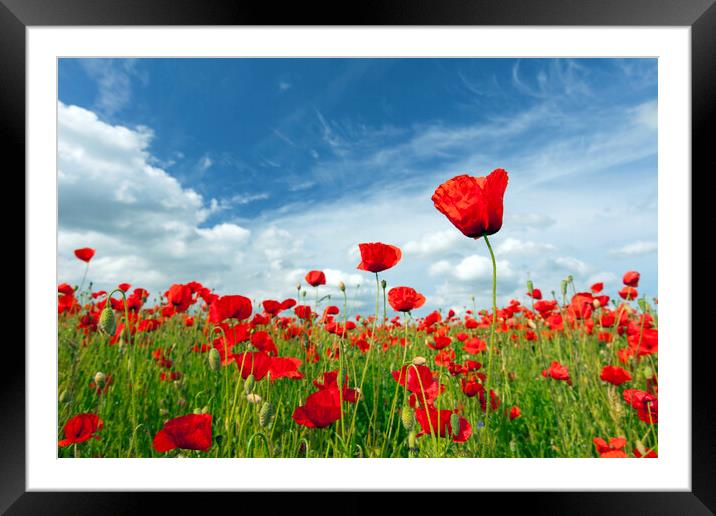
57;169;658;458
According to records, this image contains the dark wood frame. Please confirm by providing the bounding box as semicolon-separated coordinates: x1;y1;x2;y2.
4;0;713;513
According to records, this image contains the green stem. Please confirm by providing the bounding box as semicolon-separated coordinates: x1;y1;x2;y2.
482;234;498;452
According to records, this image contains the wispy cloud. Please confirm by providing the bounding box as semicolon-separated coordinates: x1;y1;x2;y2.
79;59;145;116
610;240;658;257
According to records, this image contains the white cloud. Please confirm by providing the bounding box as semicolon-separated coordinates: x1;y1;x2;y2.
553;256;589;275
403;230;461;256
610;240;657;257
496;237;555;256
79;59;144;116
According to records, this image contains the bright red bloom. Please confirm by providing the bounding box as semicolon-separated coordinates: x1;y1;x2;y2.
234;351;272;380
250;331;278;355
414;406;472;443
623;389;658;424
542;361;572;385
268;357;304;381
619;286;638;301
534;299;558;315
305;270;326;287
356;242;402;273
431;168;509;239
628;328;658;356
428;335;452;350
292;388;343;429
623;271;640;287
590;282;604;293
463;337;487;354
74;247;95;263
593;436;628;458
568;292;594;320
600;365;632;385
634;447;658;458
209;295;252;324
118;282;131;292
166;284;194;312
153;414;213;453
392;364;442;406
388;286;426;312
527;288;542;300
58;413;103;447
509;405;521;420
294;305;314;321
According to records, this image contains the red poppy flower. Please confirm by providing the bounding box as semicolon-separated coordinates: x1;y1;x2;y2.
623;389;658;424
234;351;272;380
208;295;252;324
431;168;508;239
294;305;314;321
622;271;640;287
153;413;213;453
463;337;487;354
619;286;638;301
542;360;572;385
628;328;658;356
634;447;658;458
74;247;96;263
527;288;542;300
388;286;426;312
568;292;594;320
250;331;278;355
268;357;304;381
593;437;628;458
292;388;343;429
118;283;131;292
58;413;103;447
166;284;195;312
600;365;632;385
428;335;452;350
590;282;604;293
356;242;402;273
534;299;558;315
509;406;521;420
414;406;472;443
392;364;442;406
305;270;326;287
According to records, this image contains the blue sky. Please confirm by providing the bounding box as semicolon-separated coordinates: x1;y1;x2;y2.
57;58;658;315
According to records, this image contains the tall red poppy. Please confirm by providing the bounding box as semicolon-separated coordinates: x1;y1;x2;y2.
153;413;213;453
600;365;632;385
388;286;426;312
542;360;572;385
305;270;326;287
414;406;472;443
58;413;103;447
356;242;402;273
431;168;509;239
619;286;638;301
593;437;628;458
74;247;95;263
208;295;253;324
622;271;640;287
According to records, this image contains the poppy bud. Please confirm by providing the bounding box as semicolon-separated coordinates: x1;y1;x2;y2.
296;283;301;291
208;348;221;372
560;280;568;298
94;371;106;388
98;305;116;335
301;290;307;298
159;408;169;417
642;366;654;379
59;388;71;404
201;405;209;414
412;356;427;366
408;430;417;449
450;413;460;436
244;374;255;394
354;387;364;401
193;407;202;414
566;275;573;284
259;401;274;427
338;281;346;292
527;280;534;295
381;279;387;289
593;298;601;309
246;393;262;404
401;405;415;431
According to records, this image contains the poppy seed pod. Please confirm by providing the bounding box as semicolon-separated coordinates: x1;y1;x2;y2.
59;388;71;404
527;280;534;295
98;305;116;336
401;405;415;431
408;430;417;450
593;298;601;309
259;401;274;428
208;348;221;372
338;281;346;292
296;283;302;291
560;280;568;298
244;374;256;395
381;279;387;289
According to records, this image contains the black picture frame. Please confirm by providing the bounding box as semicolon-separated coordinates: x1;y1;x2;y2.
5;0;713;514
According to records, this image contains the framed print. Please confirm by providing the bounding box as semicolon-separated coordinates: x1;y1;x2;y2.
8;0;715;513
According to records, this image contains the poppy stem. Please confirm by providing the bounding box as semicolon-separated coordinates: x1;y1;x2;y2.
482;234;498;453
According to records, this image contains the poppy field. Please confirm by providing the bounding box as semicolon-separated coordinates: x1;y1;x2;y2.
57;169;658;458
